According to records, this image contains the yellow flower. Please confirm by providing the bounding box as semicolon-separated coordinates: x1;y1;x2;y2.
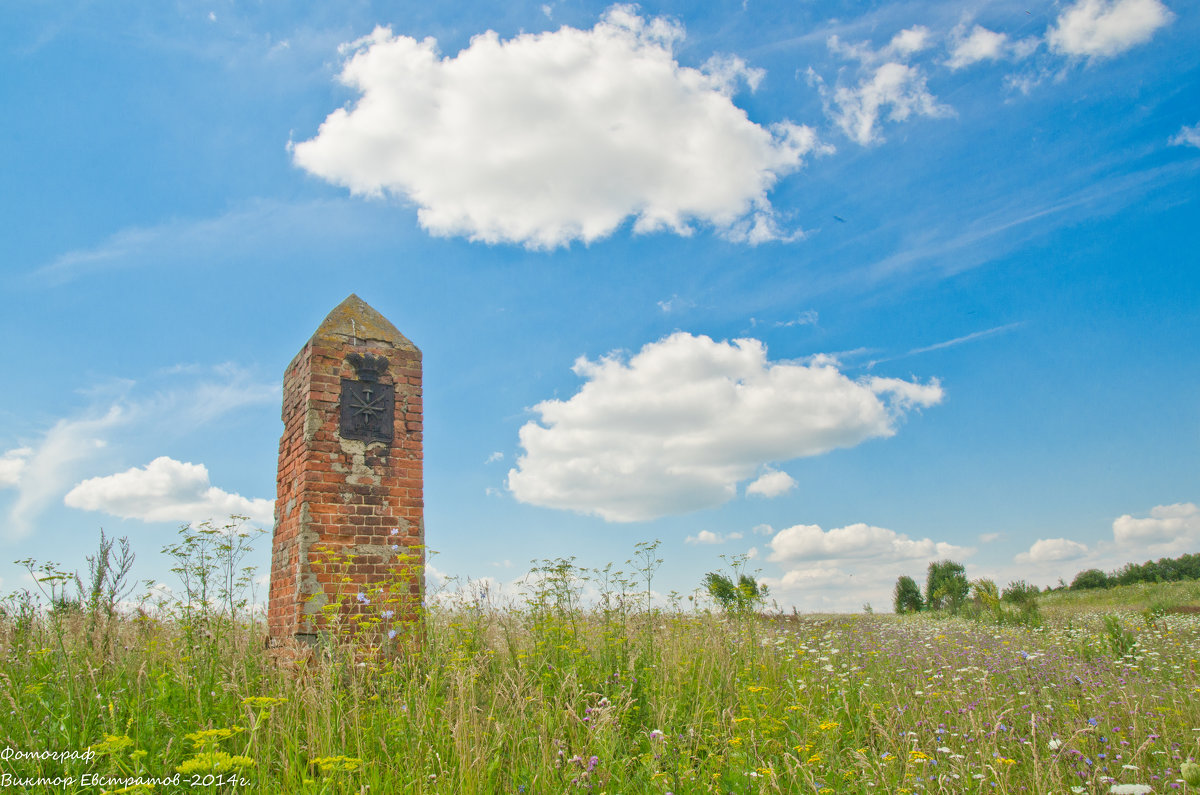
241;696;288;709
89;735;134;756
310;755;363;774
176;751;255;775
185;726;246;748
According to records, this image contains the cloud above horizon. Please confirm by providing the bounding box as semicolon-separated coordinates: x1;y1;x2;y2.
1112;502;1199;554
292;5;825;248
1015;537;1090;564
760;521;972;612
507;332;942;521
64;456;274;526
0;366;276;538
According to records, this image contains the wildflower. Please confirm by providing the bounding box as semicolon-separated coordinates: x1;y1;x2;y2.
381;610;394;619
176;751;255;775
389;629;397;639
1107;786;1153;794
649;729;664;741
310;755;363;774
185;726;245;748
356;592;369;604
241;696;287;710
390;528;399;535
90;735;134;755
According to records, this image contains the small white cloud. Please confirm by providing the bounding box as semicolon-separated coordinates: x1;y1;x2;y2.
485;451;504;464
814;29;951;147
1047;0;1173;58
768;522;970;563
774;310;818;328
1112;503;1199;552
745;546;758;559
746;469;796;498
946;25;1010;69
1015;537;1089;564
292;7;822;248
886;26;932;58
752;523;775;536
64;456;274;526
684;529;743;544
0;447;33;487
657;294;695;313
979;532;1002;543
507;332;942;521
1170;123;1200;149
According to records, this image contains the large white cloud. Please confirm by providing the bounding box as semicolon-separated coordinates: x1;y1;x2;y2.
1112;502;1199;552
64;456;274;526
1047;0;1173;58
506;332;942;521
292;5;824;248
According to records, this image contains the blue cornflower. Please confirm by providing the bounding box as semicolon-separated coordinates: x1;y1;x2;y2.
356;592;369;604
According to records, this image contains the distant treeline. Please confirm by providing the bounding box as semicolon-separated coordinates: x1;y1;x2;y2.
1069;552;1200;591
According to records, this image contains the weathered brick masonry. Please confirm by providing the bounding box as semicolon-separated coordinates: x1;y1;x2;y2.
268;294;423;647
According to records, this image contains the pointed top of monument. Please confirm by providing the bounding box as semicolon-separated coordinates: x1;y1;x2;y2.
311;294;418;351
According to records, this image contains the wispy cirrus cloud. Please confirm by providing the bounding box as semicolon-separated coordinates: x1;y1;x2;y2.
0;365;276;538
865;323;1024;369
1170;124;1200;149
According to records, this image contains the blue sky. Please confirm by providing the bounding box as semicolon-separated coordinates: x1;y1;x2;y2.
2;0;1197;612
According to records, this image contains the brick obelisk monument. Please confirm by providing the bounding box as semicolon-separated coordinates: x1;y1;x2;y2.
268;294;423;647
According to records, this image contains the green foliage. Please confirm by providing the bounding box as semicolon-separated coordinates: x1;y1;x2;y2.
892;575;923;613
1068;552;1200;593
1070;568;1112;590
3;531;1199;793
925;559;969;613
703;571;768;614
1001;579;1041;606
1102;614;1137;657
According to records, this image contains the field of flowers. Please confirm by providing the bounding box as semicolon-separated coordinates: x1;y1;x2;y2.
0;554;1198;794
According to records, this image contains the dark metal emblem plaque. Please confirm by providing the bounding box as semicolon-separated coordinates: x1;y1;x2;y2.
338;353;394;444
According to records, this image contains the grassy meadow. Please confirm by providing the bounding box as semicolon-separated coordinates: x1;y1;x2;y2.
1;530;1199;794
